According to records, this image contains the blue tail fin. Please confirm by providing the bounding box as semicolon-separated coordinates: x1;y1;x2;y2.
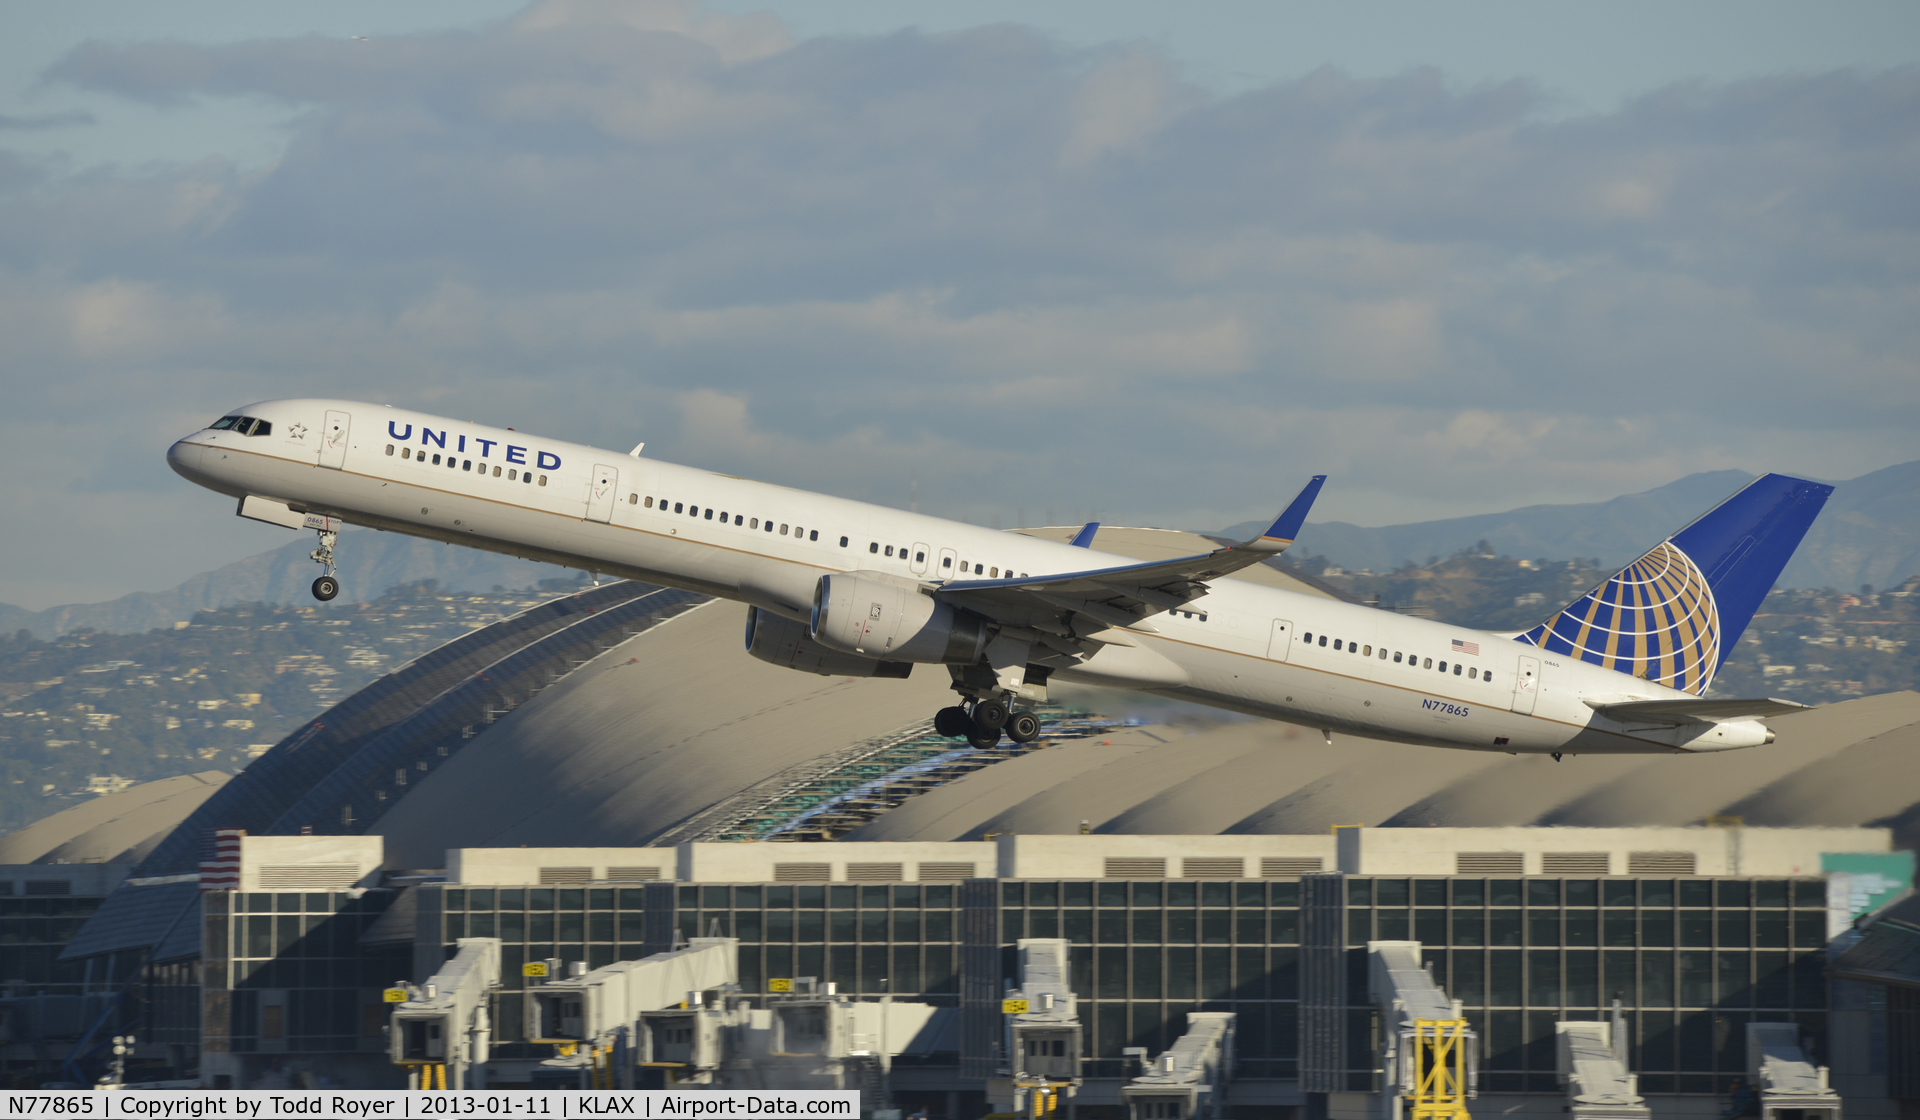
1516;473;1833;695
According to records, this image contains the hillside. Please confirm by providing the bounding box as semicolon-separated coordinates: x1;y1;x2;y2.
0;577;586;834
1226;459;1920;593
0;531;574;639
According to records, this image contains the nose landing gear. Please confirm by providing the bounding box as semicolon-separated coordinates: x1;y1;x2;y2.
309;527;340;602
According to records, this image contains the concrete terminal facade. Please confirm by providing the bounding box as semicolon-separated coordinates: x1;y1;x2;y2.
54;825;1903;1118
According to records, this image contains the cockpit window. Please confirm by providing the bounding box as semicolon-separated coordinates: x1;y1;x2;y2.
212;415;272;436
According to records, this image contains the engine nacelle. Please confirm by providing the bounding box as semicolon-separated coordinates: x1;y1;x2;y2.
811;571;990;664
745;606;911;679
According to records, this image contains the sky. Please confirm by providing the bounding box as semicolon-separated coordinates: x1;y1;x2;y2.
1;1;1916;610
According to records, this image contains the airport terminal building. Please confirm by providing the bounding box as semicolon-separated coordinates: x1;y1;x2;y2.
21;826;1919;1119
4;565;1918;1116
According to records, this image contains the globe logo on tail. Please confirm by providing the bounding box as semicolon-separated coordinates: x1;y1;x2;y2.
1518;541;1721;695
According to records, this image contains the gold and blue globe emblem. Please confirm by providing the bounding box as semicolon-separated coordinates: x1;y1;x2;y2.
1519;541;1721;695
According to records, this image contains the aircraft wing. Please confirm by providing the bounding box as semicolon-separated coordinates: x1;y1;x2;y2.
936;475;1326;638
1585;697;1813;723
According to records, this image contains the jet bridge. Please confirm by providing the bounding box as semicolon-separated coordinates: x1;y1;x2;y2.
390;938;502;1090
636;996;729;1084
996;938;1085;1117
525;937;737;1089
1121;1012;1235;1120
1746;1023;1841;1120
1554;1007;1649;1120
1368;941;1477;1120
719;986;940;1097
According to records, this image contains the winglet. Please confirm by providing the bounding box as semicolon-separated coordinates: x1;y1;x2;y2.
1069;522;1101;548
1242;475;1327;554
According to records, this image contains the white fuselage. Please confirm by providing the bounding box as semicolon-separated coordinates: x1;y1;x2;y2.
167;399;1767;755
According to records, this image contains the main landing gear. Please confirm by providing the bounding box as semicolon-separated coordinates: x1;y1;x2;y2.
935;697;1042;749
309;527;340;602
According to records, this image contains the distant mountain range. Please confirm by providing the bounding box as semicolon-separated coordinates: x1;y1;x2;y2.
4;459;1914;638
0;533;575;639
1222;459;1920;591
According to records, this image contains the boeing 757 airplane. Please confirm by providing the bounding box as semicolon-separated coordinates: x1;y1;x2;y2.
168;400;1832;757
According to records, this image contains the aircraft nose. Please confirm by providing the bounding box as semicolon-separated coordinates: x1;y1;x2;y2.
166;438;206;480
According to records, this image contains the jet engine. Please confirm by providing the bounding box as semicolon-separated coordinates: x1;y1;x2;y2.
745;606;911;678
811;571;991;664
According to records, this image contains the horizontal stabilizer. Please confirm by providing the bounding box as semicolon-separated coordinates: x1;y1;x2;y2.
1069;522;1100;548
1585;697;1812;723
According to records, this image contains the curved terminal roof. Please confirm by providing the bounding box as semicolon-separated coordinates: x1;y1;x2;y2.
845;690;1920;847
372;528;1335;863
372;598;954;864
135;581;708;875
0;771;229;866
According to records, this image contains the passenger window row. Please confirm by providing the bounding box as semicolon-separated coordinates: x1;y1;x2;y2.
211;415;272;437
632;496;1036;578
641;497;820;542
387;445;547;486
950;559;1028;578
1300;631;1495;684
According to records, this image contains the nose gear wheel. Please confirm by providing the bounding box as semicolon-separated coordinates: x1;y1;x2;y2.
308;527;341;601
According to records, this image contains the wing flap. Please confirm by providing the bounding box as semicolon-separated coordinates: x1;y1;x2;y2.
934;475;1327;653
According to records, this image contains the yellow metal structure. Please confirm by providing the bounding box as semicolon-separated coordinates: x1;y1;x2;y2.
1010;1074;1069;1120
1408;1019;1470;1120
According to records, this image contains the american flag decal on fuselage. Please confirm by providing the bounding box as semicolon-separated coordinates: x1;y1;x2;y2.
1451;638;1480;656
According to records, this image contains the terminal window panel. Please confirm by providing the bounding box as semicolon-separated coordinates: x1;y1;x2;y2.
439;885;665;1051
0;896;101;987
994;880;1303;1080
440;883;967;1007
431;873;1829;1092
208;890;410;1055
1337;876;1829;1096
441;887;658;997
674;883;965;1001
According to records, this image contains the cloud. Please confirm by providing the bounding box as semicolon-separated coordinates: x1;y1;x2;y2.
0;111;95;130
0;4;1914;608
